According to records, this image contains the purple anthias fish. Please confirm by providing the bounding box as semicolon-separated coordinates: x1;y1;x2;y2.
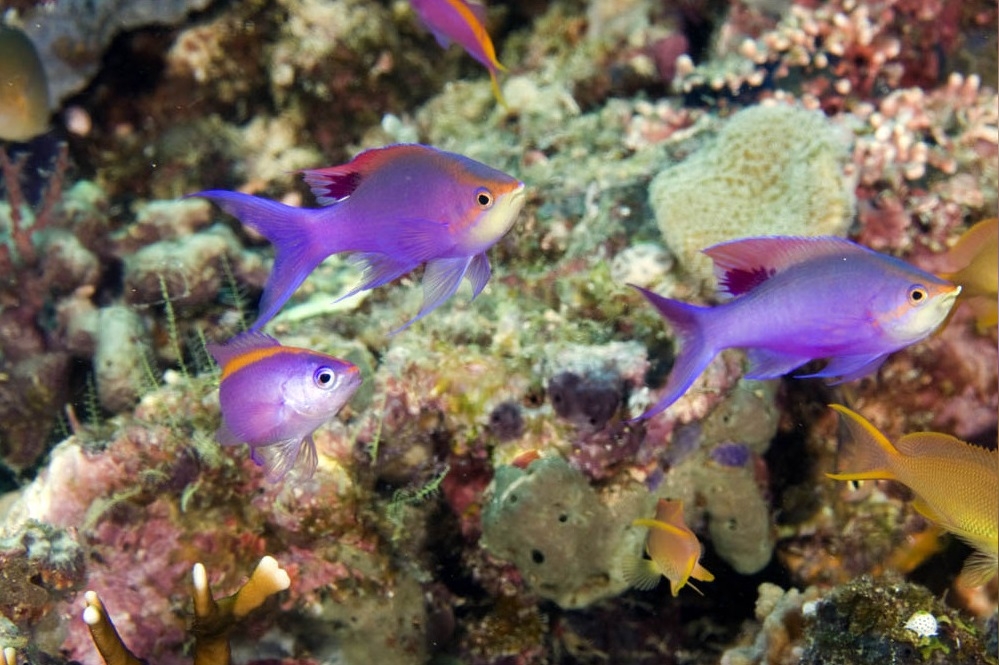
632;236;961;420
208;332;362;480
193;144;526;332
409;0;508;105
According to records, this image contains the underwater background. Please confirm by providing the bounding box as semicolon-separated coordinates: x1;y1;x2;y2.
0;0;996;662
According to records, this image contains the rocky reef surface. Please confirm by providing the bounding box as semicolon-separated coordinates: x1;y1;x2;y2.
0;0;996;662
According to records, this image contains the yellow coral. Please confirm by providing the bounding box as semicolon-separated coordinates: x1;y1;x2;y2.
649;103;855;290
83;556;290;665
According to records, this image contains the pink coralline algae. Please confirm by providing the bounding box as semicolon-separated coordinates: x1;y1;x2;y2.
852;74;997;254
674;0;996;112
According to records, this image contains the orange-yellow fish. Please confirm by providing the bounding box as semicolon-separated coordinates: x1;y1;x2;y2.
937;218;998;331
0;25;50;142
828;404;999;587
625;499;714;596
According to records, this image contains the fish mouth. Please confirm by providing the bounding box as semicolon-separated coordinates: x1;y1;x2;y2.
941;284;962;302
510;181;526;201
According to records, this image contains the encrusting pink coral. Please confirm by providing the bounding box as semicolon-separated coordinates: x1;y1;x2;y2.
83;556;290;665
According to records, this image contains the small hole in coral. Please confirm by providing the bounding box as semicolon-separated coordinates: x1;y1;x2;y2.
531;549;545;564
558;514;568;523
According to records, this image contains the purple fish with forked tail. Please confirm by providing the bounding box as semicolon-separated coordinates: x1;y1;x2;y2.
632;236;961;420
193;144;526;331
208;332;362;480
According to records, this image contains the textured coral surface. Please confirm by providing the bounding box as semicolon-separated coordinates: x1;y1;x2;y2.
0;0;996;663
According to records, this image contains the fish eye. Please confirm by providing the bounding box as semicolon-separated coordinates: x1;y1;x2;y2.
907;285;928;306
314;367;338;389
475;188;494;208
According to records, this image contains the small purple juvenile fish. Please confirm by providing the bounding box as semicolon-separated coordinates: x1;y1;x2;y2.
410;0;508;105
208;332;362;480
193;144;526;331
632;236;961;420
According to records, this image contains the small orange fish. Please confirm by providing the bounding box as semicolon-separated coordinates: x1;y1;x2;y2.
828;404;999;587
625;499;714;596
510;448;541;469
937;218;998;331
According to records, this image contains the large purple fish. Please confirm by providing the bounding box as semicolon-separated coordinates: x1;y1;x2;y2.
193;144;526;331
208;332;362;480
632;236;961;420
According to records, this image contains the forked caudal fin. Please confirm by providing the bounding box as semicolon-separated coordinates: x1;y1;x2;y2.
192;190;337;330
629;285;716;420
826;404;898;481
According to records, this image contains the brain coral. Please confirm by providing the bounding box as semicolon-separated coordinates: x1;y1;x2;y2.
649;104;856;290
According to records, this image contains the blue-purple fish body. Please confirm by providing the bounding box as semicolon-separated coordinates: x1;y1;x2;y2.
193;144;526;331
633;236;961;420
208;332;362;480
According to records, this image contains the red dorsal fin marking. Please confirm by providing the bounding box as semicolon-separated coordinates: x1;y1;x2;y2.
300;144;431;206
703;235;864;297
719;265;777;296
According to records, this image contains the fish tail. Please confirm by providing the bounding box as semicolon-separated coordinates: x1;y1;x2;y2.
489;70;508;108
193;190;334;329
629;285;716;420
826;404;899;481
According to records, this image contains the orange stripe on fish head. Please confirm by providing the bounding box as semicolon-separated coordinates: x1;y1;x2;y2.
219;345;306;380
442;158;524;248
878;279;961;338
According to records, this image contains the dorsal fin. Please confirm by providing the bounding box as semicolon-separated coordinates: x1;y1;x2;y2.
207;331;280;367
704;235;864;297
300;144;429;205
895;432;997;468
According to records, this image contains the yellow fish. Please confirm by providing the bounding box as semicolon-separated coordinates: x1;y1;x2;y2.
937;218;998;331
0;25;50;142
625;499;714;596
827;404;999;587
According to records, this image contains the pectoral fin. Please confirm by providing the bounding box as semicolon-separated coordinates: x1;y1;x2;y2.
957;549;999;588
250;435;317;481
622;556;662;591
338;253;416;301
466;253;492;299
393;256;472;333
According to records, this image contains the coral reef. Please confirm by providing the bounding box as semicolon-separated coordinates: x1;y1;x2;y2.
80;555;290;664
0;146;76;471
16;0;214;106
722;577;999;665
801;575;996;664
0;0;996;662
